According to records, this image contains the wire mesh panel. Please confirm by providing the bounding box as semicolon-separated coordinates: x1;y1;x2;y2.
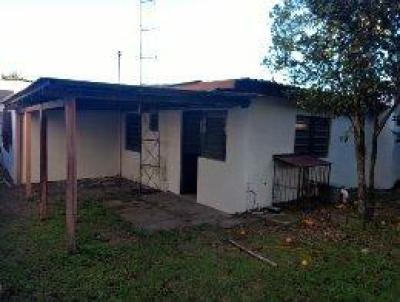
140;112;161;192
272;154;331;205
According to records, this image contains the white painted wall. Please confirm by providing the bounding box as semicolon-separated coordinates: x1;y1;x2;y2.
120;111;140;183
197;107;249;213
159;111;182;194
121;110;182;194
197;97;297;213
243;97;297;209
327;115;399;189
23;109;120;183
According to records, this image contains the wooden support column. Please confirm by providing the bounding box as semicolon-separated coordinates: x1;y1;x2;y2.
15;113;22;185
65;99;77;254
39;109;48;220
23;111;32;198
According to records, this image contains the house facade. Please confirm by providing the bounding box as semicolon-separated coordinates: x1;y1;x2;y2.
1;78;399;213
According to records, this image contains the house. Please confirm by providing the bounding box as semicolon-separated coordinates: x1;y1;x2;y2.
1;77;399;214
0;79;30;181
172;79;400;193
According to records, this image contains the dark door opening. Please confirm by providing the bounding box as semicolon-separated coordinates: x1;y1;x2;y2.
181;111;202;195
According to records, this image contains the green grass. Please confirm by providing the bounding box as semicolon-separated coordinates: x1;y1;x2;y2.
0;199;399;301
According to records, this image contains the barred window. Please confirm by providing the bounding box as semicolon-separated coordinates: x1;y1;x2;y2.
125;113;141;152
294;115;330;157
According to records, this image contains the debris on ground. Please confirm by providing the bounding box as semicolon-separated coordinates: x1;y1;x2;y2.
227;239;278;267
361;248;370;255
301;259;309;266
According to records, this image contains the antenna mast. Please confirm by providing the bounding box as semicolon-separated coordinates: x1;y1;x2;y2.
139;0;157;85
117;50;122;83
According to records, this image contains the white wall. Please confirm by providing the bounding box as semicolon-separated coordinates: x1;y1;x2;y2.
23;109;120;183
327;115;399;189
120;111;140;182
197;108;249;213
121;110;182;194
197;97;297;213
159;111;182;194
243;98;297;209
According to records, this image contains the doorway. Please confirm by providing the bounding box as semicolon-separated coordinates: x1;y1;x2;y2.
181;111;203;195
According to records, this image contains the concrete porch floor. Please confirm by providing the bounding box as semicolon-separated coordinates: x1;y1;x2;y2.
58;177;245;232
26;177;245;233
103;191;243;232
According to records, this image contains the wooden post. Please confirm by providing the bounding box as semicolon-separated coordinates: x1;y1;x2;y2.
23;112;32;198
65;99;77;254
15;113;22;185
39;109;48;220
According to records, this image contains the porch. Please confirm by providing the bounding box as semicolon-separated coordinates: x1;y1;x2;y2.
3;77;252;252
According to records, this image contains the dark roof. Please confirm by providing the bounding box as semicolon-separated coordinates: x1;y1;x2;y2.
274;154;331;168
3;78;255;110
0;90;13;102
170;78;290;98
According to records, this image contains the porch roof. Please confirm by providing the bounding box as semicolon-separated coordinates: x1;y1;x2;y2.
3;78;254;111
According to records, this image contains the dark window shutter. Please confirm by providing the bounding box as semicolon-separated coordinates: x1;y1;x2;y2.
125;113;141;152
149;113;159;132
201;111;227;161
294;115;330;157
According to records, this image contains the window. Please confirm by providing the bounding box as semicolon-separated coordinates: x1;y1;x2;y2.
125;113;141;152
201;111;227;161
393;115;400;126
2;111;12;152
149;112;159;132
294;115;330;157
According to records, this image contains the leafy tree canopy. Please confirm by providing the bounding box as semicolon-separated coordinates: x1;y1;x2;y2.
1;72;31;83
266;0;399;117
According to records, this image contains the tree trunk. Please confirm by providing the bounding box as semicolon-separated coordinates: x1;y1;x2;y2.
352;114;369;224
367;115;379;220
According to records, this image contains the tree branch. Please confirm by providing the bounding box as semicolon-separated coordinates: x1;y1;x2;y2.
376;100;399;136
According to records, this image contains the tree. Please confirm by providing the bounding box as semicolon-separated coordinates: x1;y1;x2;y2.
1;72;31;82
265;0;400;223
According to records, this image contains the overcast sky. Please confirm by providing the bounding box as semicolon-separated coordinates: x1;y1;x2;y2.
0;0;280;85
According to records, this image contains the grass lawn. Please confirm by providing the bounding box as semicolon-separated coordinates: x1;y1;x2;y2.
0;185;399;301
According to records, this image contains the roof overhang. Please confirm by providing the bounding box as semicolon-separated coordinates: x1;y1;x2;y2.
3;78;255;112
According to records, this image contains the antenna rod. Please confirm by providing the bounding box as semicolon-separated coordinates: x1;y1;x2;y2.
139;0;143;85
117;50;122;83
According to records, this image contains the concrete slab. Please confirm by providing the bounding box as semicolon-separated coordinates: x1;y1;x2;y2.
103;191;243;232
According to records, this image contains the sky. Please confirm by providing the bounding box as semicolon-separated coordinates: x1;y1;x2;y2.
0;0;280;85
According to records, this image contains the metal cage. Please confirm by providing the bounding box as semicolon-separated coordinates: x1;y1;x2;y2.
272;154;331;205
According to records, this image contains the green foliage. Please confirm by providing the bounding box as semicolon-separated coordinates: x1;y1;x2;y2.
0;199;398;301
265;0;400;116
1;72;31;83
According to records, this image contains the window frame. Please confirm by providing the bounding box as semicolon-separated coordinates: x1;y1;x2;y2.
294;115;331;158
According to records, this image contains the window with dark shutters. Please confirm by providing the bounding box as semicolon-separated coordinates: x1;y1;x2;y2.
201;111;227;161
125;113;141;152
294;115;330;157
149;112;159;132
2;111;12;152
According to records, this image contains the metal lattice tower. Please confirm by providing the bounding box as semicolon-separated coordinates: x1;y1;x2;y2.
138;0;161;195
